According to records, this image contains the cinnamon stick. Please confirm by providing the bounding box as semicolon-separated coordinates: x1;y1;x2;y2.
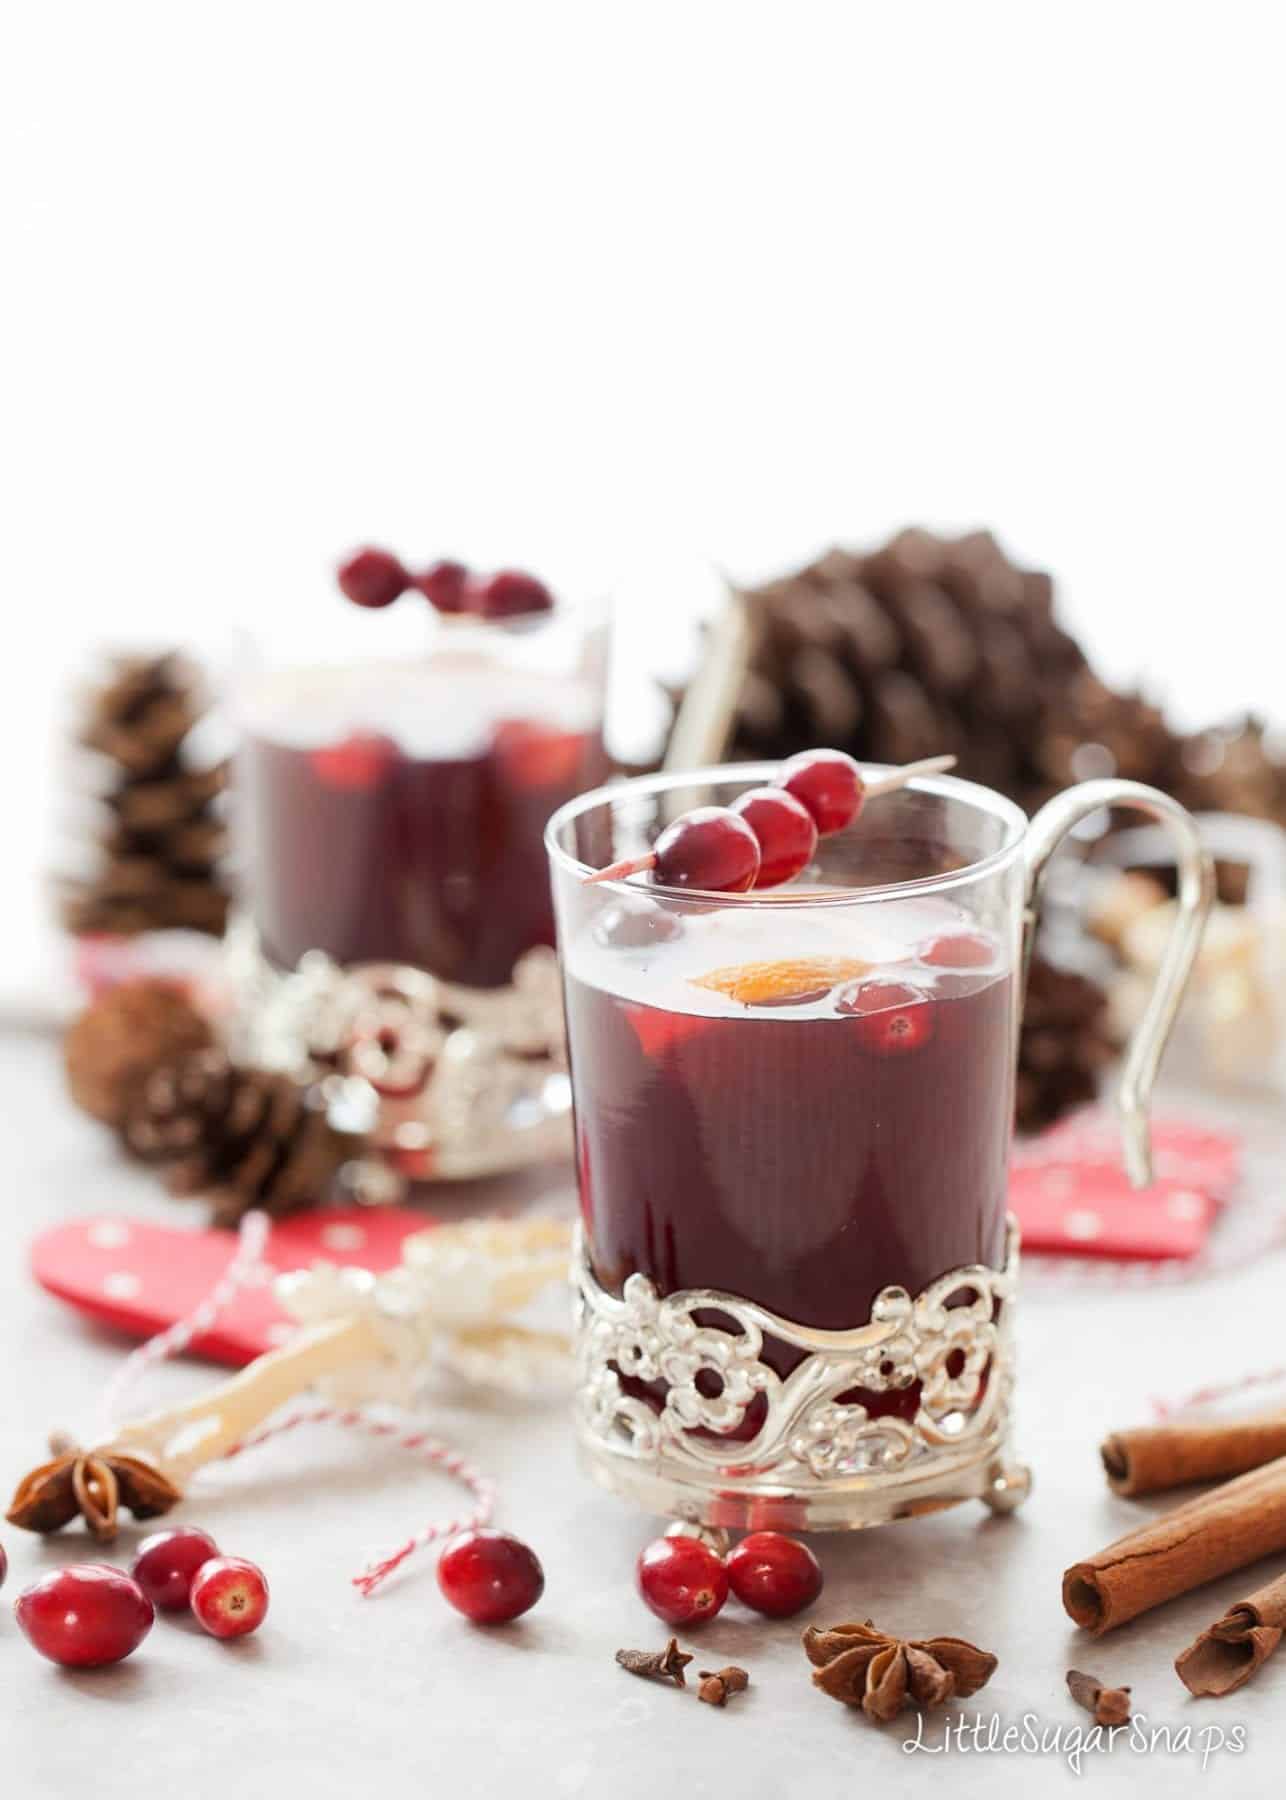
1175;1571;1286;1697
1101;1409;1286;1497
1063;1454;1286;1635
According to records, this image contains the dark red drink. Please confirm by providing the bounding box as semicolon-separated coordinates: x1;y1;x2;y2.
563;904;1015;1365
240;661;608;988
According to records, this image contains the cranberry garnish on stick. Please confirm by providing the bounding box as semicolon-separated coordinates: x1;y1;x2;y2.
582;753;956;893
779;751;957;835
731;787;817;887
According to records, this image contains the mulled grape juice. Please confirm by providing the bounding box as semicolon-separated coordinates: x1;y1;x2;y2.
241;663;607;988
564;902;1015;1355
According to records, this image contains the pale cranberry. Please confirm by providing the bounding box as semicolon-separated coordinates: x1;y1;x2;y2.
336;547;409;609
731;787;818;887
777;750;866;835
437;1529;545;1624
653;808;760;893
726;1532;823;1618
190;1556;269;1640
15;1564;154;1668
131;1526;219;1611
636;1535;728;1627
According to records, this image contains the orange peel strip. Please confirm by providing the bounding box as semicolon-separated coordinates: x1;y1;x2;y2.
690;956;872;1006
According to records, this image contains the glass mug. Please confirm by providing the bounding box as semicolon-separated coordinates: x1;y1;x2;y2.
227;594;610;1185
547;765;1211;1532
237;598;611;990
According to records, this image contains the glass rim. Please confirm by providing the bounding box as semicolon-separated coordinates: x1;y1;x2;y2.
545;761;1029;907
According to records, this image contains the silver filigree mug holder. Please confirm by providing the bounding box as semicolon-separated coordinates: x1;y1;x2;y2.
553;769;1214;1535
224;918;573;1194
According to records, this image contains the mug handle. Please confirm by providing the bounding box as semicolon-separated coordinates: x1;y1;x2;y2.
1022;779;1215;1188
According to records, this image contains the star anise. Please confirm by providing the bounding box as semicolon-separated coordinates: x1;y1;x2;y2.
5;1439;182;1543
803;1620;998;1723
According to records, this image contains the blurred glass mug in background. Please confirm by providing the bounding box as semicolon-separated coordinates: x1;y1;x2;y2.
549;764;1212;1531
227;581;610;1183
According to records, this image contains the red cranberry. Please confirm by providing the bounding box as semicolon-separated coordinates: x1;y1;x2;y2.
469;570;555;620
15;1564;154;1668
437;1529;544;1625
731;787;819;887
413;559;470;614
336;546;410;610
920;930;995;969
653;807;760;893
726;1531;823;1619
636;1534;728;1627
309;731;399;792
131;1526;219;1611
777;750;866;836
839;978;937;1055
190;1556;269;1640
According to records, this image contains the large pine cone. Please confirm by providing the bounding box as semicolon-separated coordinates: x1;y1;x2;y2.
122;1050;361;1225
729;528;1089;806
61;653;231;938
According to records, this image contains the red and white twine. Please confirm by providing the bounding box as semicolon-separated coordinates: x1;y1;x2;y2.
1151;1364;1286;1422
98;1209;497;1596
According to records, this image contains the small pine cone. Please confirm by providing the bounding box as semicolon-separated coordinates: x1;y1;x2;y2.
63;980;214;1126
60;653;231;940
123;1049;361;1225
80;654;202;777
1016;956;1116;1135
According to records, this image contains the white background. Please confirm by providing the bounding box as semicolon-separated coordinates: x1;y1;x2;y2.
5;5;1285;800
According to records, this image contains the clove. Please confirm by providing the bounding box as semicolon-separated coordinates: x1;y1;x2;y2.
1067;1668;1132;1726
698;1665;750;1707
616;1639;694;1688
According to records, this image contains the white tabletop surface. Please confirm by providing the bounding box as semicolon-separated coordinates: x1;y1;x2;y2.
4;1028;1286;1800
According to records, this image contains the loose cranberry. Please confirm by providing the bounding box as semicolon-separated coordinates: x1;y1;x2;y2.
726;1532;823;1619
336;546;410;610
15;1564;154;1669
0;1540;7;1589
469;570;555;620
131;1526;219;1611
920;931;995;969
437;1529;545;1625
839;978;937;1055
731;787;819;887
653;807;760;893
636;1535;728;1627
777;750;866;836
190;1556;270;1640
412;559;470;614
309;731;399;792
